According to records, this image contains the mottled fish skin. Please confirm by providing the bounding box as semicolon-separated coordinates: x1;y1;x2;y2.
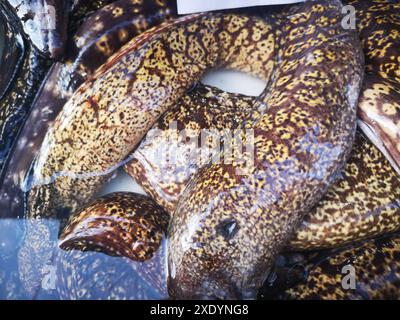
125;84;400;250
25;0;362;299
27;12;277;218
59;192;169;262
347;0;400;171
0;6;24;100
358;76;400;174
4;0;69;60
0;0;177;218
289;132;400;250
125;83;255;214
0;8;51;180
167;1;363;299
284;234;400;300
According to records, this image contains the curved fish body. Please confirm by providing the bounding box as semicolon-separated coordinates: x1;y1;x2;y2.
0;0;177;218
59;192;169;262
26;0;362;299
26;12;277;217
0;43;50;177
347;0;400;173
0;6;24;100
167;1;362;299
289;132;400;250
125;83;255;214
125;84;400;250
4;0;69;60
284;234;400;300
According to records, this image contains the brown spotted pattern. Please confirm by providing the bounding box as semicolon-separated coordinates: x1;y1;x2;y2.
0;0;177;218
27;13;276;218
168;1;363;299
26;1;363;299
125;85;400;250
125;83;255;214
285;234;400;299
348;0;400;170
290;132;400;249
59;192;169;262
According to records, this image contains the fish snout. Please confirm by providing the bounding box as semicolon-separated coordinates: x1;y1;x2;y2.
167;267;258;300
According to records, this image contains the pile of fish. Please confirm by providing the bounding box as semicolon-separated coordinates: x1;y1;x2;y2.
0;0;399;300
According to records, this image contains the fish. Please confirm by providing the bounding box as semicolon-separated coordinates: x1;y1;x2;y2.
346;0;400;173
125;83;400;251
167;1;362;299
59;192;169;262
25;0;361;299
0;0;177;218
284;234;400;300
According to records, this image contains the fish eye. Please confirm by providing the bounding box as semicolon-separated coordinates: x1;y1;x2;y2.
217;218;239;240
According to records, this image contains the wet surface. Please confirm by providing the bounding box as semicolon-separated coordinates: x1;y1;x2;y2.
0;218;168;300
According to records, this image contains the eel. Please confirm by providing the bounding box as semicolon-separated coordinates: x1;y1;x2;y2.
125;83;400;250
25;12;278;218
346;0;400;173
0;3;51;177
0;0;177;218
0;6;24;100
4;0;69;60
167;1;362;299
17;193;169;299
25;0;362;299
56;192;169;299
59;192;169;262
283;234;400;300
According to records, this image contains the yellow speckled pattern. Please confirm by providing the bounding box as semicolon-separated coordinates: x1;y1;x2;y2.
285;235;400;299
124;85;400;251
168;1;363;299
290;132;400;249
26;0;363;299
59;192;169;261
0;0;178;218
28;13;277;217
348;0;400;169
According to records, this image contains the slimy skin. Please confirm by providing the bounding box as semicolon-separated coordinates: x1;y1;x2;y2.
26;0;362;299
289;132;400;250
59;192;169;262
4;0;69;60
125;84;400;250
0;0;177;218
0;3;51;176
125;83;255;214
167;1;362;299
0;7;24;100
284;234;400;300
0;48;50;173
27;12;277;217
347;0;400;172
358;76;400;175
